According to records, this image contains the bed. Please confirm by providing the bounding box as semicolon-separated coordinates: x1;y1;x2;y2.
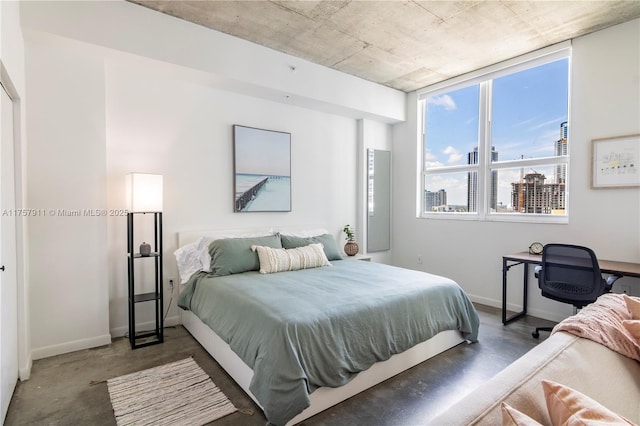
175;228;479;425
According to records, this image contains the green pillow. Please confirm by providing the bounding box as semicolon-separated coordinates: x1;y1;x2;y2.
280;233;343;261
208;235;282;276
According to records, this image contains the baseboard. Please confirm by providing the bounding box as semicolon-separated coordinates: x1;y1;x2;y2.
468;294;501;309
109;314;181;338
165;314;181;327
19;355;32;381
523;306;567;323
31;334;112;361
468;294;567;323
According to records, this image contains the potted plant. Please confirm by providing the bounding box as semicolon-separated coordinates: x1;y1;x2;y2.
342;224;359;256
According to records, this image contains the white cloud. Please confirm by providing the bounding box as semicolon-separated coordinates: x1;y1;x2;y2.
443;146;463;164
425;174;467;204
424;150;444;168
425;161;445;168
428;94;456;111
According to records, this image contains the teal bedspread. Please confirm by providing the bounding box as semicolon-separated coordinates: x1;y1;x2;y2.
178;260;479;425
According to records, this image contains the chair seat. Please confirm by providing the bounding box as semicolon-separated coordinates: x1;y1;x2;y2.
544;280;600;295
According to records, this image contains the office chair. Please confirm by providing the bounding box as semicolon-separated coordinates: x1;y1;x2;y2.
532;244;621;338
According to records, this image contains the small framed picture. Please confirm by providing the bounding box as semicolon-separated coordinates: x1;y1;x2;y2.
591;134;640;189
233;125;292;212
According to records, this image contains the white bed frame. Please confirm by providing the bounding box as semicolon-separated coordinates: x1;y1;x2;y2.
177;229;465;425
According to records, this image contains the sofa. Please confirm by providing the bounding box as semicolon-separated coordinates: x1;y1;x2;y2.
431;294;640;425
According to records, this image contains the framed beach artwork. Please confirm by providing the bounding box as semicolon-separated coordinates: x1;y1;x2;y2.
591;134;640;189
233;125;292;212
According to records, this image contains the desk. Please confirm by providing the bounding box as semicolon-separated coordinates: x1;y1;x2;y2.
502;251;640;325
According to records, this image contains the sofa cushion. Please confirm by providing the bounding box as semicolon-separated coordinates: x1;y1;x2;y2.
501;402;541;426
542;380;634;426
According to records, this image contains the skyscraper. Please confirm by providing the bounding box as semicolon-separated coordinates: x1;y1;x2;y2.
511;172;565;214
467;146;498;212
425;189;447;212
554;121;568;184
510;122;567;214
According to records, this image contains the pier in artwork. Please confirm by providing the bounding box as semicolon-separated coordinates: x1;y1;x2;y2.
235;176;268;211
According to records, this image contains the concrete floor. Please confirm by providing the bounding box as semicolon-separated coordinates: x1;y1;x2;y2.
5;304;553;425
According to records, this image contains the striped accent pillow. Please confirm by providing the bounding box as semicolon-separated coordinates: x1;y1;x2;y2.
251;243;331;274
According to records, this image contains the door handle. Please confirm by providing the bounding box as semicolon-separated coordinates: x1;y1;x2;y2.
0;265;4;271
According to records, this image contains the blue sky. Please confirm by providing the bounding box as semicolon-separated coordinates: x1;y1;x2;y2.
235;125;291;177
424;58;569;206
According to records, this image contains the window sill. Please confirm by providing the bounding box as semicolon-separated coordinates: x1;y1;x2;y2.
420;212;568;224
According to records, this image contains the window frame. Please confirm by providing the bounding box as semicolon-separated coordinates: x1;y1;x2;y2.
417;42;571;224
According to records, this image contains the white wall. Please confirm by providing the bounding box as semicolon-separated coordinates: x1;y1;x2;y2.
392;19;640;322
19;1;400;355
25;41;111;359
105;62;361;334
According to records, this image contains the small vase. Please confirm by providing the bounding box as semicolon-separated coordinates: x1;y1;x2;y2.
140;242;151;256
344;241;359;256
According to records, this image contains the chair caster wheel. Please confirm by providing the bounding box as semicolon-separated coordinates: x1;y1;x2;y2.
532;331;540;339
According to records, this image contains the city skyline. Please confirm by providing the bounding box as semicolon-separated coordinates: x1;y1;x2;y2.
424;58;569;209
425;122;568;213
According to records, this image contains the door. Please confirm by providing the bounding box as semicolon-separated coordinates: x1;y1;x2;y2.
0;83;18;423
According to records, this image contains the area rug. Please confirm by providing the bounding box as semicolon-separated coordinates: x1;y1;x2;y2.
107;357;238;426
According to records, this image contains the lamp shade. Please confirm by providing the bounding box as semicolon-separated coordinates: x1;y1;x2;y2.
125;173;163;212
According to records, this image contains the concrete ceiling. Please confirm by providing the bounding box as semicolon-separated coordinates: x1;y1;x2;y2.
128;1;640;92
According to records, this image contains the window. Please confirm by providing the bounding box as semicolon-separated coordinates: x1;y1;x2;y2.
419;44;570;222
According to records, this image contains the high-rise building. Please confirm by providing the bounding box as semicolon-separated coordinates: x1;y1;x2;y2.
554;121;568;184
510;122;567;214
467;147;498;212
511;173;565;214
425;189;447;212
467;148;477;212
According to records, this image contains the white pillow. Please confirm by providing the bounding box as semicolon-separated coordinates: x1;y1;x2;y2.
174;241;202;284
251;243;331;274
174;228;273;283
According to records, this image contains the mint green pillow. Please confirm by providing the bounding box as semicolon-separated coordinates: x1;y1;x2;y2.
280;233;343;261
208;235;282;276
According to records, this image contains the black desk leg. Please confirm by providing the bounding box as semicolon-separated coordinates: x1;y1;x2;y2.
522;263;528;317
502;257;508;324
502;259;528;325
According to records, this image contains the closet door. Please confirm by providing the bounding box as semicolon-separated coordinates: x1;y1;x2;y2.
0;83;18;423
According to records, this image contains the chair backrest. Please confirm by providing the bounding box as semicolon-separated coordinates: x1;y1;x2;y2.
538;244;606;308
